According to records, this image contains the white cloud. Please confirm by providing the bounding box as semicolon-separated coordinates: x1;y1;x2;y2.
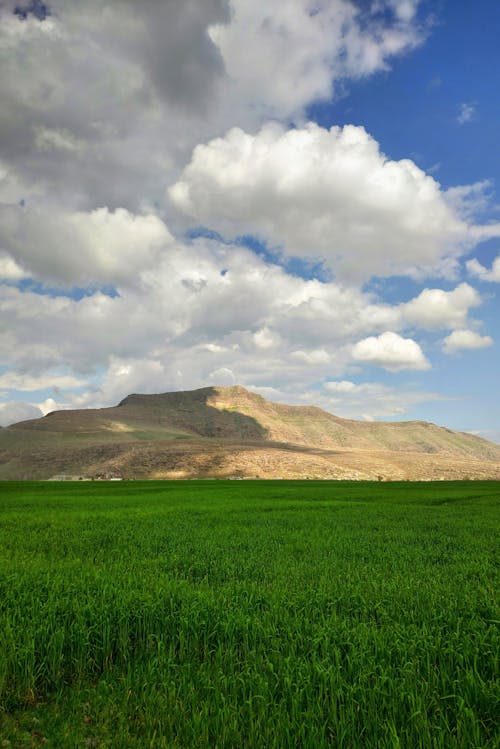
0;0;230;211
92;357;175;403
457;102;476;125
170;122;474;280
1;234;436;416
0;252;25;280
209;0;425;119
243;376;441;421
0;0;427;216
37;397;68;416
3;230;493;420
324;380;357;393
0;400;42;426
351;331;430;371
207;367;236;386
0;205;172;285
0;239;398;372
466;255;500;282
6;229;487;410
253;327;280;350
444;180;493;223
321;378;441;420
291;348;331;365
442;329;493;354
0;1;497;431
401;282;481;329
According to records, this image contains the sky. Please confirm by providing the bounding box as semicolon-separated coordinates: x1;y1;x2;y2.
0;0;499;441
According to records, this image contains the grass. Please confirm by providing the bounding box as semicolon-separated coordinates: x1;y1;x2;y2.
0;480;498;748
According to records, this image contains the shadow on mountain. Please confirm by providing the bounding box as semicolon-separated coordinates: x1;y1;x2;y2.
118;387;270;441
3;384;500;481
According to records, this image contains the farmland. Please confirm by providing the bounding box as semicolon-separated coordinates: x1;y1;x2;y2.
0;480;499;747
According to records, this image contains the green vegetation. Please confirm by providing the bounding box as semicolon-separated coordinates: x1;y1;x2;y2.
0;480;499;748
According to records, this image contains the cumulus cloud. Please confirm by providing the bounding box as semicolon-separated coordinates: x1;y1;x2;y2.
0;1;496;429
0;228;490;422
351;331;430;371
0;0;426;215
3;228;457;421
0;0;438;295
0;0;230;210
0;239;400;374
4;230;489;409
170;122;478;280
401;282;481;329
291;349;331;365
442;329;493;354
84;357;177;406
0;204;172;285
209;0;425;119
466;255;500;282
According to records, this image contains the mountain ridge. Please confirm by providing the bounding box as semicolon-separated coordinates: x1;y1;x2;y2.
1;385;500;480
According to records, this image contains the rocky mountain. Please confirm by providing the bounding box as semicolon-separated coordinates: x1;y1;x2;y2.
1;385;500;480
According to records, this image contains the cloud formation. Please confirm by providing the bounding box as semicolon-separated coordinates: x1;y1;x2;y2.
0;204;172;285
170;122;478;280
466;255;500;282
457;102;476;125
1;229;460;420
0;401;43;427
0;1;496;434
322;378;440;421
442;329;493;354
0;372;84;391
0;0;426;214
351;332;430;371
209;0;425;118
401;283;481;329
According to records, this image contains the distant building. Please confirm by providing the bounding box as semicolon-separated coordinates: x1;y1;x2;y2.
48;474;123;481
48;475;90;481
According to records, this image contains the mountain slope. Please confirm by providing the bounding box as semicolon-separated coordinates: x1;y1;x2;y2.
1;385;500;480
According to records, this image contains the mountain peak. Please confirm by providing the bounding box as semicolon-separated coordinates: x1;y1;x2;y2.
118;384;262;408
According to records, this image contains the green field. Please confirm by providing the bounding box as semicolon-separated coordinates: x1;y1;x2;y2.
0;481;498;748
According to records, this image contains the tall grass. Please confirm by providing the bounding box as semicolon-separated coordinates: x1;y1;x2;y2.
0;480;499;747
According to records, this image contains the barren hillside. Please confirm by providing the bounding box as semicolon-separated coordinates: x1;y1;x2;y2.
1;385;499;480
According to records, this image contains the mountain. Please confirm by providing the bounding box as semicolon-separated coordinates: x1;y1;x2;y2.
1;385;500;480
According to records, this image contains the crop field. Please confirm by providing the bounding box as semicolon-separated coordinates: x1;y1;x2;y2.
0;480;499;748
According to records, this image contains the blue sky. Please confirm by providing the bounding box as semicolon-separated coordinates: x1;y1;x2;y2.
317;0;500;189
0;0;499;441
312;0;500;437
